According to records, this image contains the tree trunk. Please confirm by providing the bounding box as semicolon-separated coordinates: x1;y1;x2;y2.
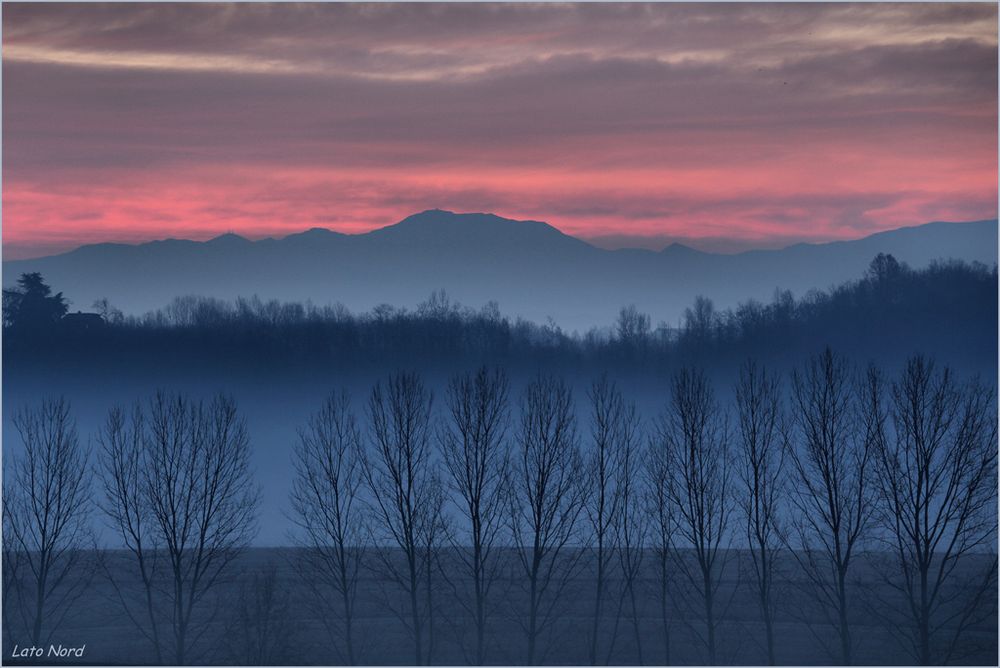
527;569;539;665
660;558;671;665
175;575;186;665
763;606;776;666
760;555;776;666
31;559;47;647
629;579;644;665
341;583;356;665
140;561;164;664
919;566;930;666
409;556;424;666
837;572;852;666
704;568;717;666
176;620;187;666
590;547;605;665
425;549;435;665
474;542;485;666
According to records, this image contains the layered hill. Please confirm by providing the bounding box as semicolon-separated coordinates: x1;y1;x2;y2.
4;210;996;331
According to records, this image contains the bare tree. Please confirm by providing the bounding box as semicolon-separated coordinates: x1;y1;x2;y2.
3;398;92;647
2;492;22;649
98;392;260;664
869;356;998;665
734;360;785;665
655;367;732;665
92;297;124;325
439;366;510;665
509;374;586;665
362;372;438;666
645;431;677;665
611;386;646;665
584;375;644;664
786;348;875;665
420;475;447;664
223;562;297;665
584;375;624;665
681;296;717;345
97;405;164;662
615;305;651;351
289;391;366;664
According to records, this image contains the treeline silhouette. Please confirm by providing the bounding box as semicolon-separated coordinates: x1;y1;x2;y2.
3;255;997;378
4;351;996;666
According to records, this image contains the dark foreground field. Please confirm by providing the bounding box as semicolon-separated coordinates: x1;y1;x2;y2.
2;547;996;666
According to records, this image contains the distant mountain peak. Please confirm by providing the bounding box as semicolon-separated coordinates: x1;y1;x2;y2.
370;209;588;247
407;208;457;219
395;209;503;227
282;227;343;241
206;232;250;245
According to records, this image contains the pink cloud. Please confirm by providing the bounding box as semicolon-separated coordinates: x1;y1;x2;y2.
2;3;996;258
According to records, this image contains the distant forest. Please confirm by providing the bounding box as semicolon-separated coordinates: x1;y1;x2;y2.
3;254;997;380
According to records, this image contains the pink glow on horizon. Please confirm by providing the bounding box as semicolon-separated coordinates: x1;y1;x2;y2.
4;131;995;258
3;3;997;258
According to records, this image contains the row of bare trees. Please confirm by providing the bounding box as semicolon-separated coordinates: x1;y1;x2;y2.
282;353;997;666
3;393;259;665
3;350;996;665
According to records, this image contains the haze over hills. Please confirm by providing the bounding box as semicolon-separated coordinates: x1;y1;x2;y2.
3;210;997;332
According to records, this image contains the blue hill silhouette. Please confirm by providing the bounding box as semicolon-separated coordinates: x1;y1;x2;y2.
3;210;996;331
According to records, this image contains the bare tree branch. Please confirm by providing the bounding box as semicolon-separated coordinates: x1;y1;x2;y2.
509;373;586;665
439;366;510;665
734;359;786;665
654;367;733;666
869;356;998;665
785;348;875;665
289;390;366;664
3;398;93;648
97;391;260;664
361;371;440;666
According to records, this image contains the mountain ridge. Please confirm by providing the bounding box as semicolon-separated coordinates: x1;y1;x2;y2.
18;210;997;262
4;211;996;331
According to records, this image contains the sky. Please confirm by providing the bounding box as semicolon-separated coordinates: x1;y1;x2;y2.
2;2;997;259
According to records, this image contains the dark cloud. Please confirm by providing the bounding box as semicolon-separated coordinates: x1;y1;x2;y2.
2;2;996;252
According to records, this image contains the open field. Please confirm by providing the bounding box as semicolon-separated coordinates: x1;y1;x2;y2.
3;547;995;666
